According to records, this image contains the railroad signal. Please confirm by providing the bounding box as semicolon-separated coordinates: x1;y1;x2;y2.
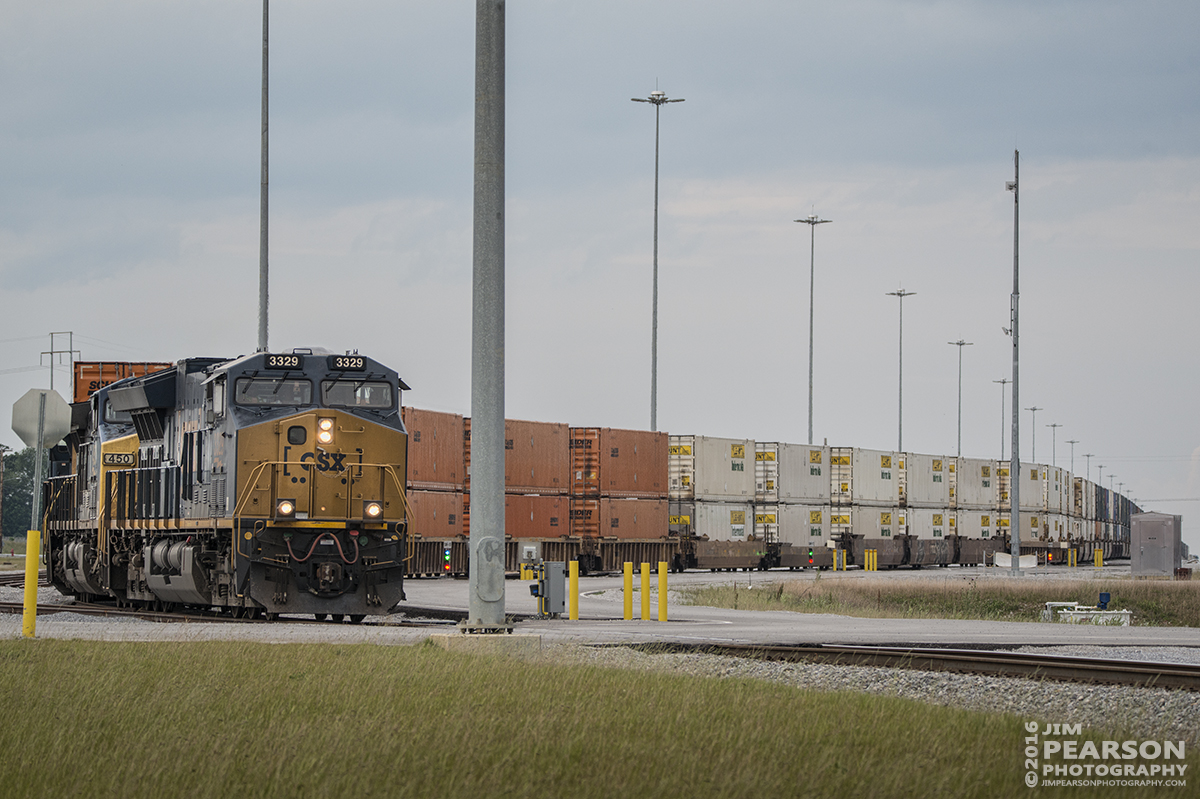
808;548;814;565
443;545;452;572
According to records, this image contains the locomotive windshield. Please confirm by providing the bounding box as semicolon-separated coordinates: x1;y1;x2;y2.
235;377;313;406
321;379;393;409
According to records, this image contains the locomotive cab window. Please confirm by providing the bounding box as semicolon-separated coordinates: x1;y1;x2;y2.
103;400;132;424
234;377;313;406
321;380;393;409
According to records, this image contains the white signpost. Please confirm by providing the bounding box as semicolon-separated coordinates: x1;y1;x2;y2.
11;387;71;638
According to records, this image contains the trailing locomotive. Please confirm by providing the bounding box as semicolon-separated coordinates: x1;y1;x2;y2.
43;349;412;621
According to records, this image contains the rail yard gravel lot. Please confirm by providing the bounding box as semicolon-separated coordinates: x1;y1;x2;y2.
4;575;1199;747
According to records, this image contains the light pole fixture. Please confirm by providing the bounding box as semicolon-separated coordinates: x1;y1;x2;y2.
1046;423;1061;468
993;378;1009;461
1006;150;1021;576
948;340;973;457
886;288;916;452
1025;406;1042;462
1066;439;1079;475
796;214;831;445
632;88;684;432
1098;464;1105;488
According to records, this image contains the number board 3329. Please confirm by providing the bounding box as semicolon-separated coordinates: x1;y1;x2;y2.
327;355;366;371
264;354;302;370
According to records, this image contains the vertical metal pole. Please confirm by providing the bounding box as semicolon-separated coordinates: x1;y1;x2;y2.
1009;150;1021;576
1048;423;1060;468
29;394;46;533
808;223;815;445
651;102;659;433
957;344;963;457
467;0;506;629
993;379;1008;461
623;562;633;620
257;0;269;352
568;560;579;620
640;562;650;620
657;561;667;621
898;296;903;452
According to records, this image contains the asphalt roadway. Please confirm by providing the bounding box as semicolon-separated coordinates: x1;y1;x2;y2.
402;564;1200;649
3;563;1197;650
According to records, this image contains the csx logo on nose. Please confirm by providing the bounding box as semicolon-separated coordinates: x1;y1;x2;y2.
300;451;347;472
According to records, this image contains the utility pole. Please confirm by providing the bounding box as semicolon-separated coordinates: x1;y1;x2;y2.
1025;406;1042;462
1046;423;1061;468
258;0;270;352
949;340;973;457
40;332;80;393
631;87;684;432
1066;440;1079;475
795;214;831;445
993;378;1009;461
1005;150;1021;576
886;288;916;452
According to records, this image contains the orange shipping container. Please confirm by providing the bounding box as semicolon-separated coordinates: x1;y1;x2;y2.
570;427;668;498
401;407;466;491
462;494;569;540
464;417;570;495
405;490;464;539
73;361;173;404
570;498;670;541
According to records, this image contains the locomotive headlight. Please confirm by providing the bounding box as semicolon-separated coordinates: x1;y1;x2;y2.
276;499;296;518
317;418;335;444
364;500;383;519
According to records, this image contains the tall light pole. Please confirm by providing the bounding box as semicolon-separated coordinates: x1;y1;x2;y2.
1097;464;1105;488
632;88;684;432
1066;439;1079;475
1006;150;1021;576
1025;406;1042;462
948;340;973;457
258;0;269;352
886;288;916;452
1084;453;1094;482
1046;423;1061;468
796;214;831;445
993;378;1009;461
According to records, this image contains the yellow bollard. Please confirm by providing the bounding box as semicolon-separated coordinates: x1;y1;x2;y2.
657;561;668;622
1095;550;1103;568
568;560;579;620
623;562;633;620
640;563;650;621
22;529;40;639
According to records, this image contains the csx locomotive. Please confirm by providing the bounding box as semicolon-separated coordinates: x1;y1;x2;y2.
43;349;412;621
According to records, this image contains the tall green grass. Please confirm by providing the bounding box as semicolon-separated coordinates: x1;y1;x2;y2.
0;639;1177;799
681;576;1200;627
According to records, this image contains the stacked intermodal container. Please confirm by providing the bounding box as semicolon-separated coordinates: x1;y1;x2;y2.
73;361;174;404
669;435;761;569
756;442;831;567
568;427;670;571
401;407;467;575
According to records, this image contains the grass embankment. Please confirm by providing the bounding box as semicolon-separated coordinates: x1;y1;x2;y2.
0;536;26;570
0;639;1176;799
681;576;1200;627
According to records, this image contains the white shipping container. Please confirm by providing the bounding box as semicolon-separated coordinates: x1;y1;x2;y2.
777;443;830;503
956;509;997;541
1045;513;1069;541
853;507;905;540
996;462;1043;512
908;507;951;540
997;511;1042;541
692;500;754;542
1080;479;1096;521
669;435;755;501
903;453;950;508
753;502;779;542
775;503;832;547
954;458;996;509
830;447;900;506
1045;468;1070;514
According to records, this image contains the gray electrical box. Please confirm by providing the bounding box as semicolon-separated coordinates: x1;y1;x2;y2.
1131;513;1182;577
529;561;566;618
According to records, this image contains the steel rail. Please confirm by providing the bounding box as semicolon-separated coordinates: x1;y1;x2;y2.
626;642;1200;692
0;600;456;628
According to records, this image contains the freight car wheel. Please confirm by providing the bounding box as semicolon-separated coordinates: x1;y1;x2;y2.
349;615;365;624
314;613;328;621
331;614;345;623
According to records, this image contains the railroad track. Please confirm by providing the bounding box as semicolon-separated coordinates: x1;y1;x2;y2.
631;642;1200;692
0;600;458;627
0;570;47;588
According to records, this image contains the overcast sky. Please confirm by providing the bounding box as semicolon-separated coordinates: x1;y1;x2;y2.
3;1;1198;547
